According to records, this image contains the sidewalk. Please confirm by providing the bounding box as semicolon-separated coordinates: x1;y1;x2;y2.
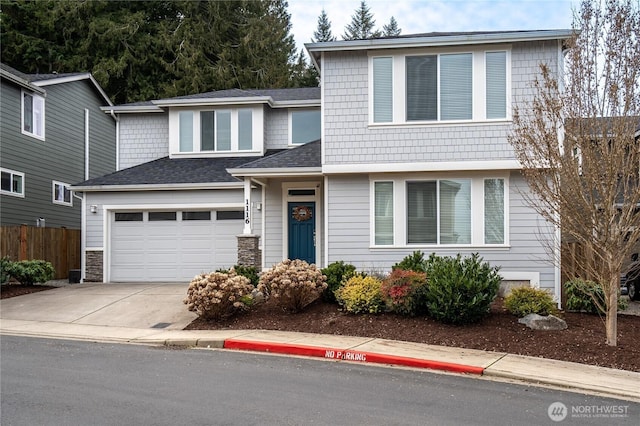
1;283;639;403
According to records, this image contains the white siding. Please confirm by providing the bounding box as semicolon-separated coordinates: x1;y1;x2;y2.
119;113;169;169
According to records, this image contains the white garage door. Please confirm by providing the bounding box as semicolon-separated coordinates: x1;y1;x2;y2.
110;210;244;282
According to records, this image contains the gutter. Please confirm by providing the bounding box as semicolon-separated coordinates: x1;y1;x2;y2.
71;182;244;192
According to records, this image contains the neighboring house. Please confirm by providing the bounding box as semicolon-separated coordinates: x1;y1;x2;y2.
73;29;573;302
0;63;116;230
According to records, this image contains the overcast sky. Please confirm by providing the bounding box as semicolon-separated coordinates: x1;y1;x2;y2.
289;0;578;52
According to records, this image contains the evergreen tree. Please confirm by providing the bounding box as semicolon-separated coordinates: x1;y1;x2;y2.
382;16;401;37
342;1;381;40
312;9;336;42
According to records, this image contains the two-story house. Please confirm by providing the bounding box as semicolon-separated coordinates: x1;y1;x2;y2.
73;29;572;301
0;63;116;230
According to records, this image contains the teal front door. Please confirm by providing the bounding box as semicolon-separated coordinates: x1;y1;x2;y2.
288;202;316;264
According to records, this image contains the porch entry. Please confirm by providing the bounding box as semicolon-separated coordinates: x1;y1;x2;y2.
288;202;316;264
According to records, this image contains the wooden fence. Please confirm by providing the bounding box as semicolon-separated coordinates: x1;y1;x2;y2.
0;225;81;280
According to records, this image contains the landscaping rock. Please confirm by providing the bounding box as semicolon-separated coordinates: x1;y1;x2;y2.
518;313;568;330
251;289;265;305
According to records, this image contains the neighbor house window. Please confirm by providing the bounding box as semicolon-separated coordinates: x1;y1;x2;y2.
372;49;508;123
1;168;25;197
374;181;394;245
52;181;72;206
290;109;321;145
484;178;505;244
22;91;45;139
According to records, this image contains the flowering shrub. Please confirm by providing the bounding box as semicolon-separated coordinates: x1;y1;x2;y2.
183;270;254;320
504;286;557;317
257;259;327;312
335;274;385;314
381;269;428;316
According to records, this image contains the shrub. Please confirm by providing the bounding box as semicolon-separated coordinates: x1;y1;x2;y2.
423;253;501;325
184;270;254;320
504;287;557;317
565;279;627;314
380;269;428;316
4;260;55;285
321;261;356;303
335;274;385;314
1;256;11;284
216;265;260;287
257;259;327;312
392;251;427;273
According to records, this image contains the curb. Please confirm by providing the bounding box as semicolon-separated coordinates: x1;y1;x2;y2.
223;338;485;375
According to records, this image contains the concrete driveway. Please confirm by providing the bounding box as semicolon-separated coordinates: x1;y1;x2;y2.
0;283;197;330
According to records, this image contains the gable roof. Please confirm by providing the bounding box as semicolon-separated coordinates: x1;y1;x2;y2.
0;62;113;106
104;87;321;113
72;152;283;191
228;140;322;177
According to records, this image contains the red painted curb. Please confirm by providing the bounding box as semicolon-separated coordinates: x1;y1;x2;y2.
224;339;484;375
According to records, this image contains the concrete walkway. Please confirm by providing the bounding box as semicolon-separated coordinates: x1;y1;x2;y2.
1;283;638;402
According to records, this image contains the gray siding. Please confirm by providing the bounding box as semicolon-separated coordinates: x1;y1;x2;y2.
0;78;115;229
84;188;261;248
118;113;168;170
263;181;284;267
322;41;559;166
325;171;556;289
264;108;289;150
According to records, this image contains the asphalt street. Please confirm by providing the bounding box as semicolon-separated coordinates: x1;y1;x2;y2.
2;336;637;426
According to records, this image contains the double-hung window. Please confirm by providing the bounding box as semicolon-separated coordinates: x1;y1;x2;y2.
1;168;25;197
372;49;508;124
52;181;72;206
22;91;45;139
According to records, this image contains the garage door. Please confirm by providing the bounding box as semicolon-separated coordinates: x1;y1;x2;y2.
110;210;244;282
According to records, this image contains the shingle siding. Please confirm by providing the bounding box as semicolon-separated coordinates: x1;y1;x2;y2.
322;41;559;166
264;108;289;150
118;113;168;170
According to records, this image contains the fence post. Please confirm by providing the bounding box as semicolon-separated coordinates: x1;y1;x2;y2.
19;224;27;261
61;227;68;277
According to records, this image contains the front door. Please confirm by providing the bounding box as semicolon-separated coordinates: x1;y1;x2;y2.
288;202;316;264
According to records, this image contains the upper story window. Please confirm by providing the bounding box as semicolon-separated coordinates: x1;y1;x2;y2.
371;48;509;125
1;168;25;197
290;109;321;145
52;181;72;206
170;106;263;157
22;91;45;139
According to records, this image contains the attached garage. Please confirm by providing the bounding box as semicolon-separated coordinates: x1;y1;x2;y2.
109;209;243;282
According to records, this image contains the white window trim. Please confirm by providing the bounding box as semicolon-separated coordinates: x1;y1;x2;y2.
288;108;322;146
1;168;25;198
369;172;509;248
168;106;264;158
21;90;46;140
368;45;511;126
52;180;73;206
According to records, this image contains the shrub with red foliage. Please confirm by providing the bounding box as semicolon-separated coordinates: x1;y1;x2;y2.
381;269;428;316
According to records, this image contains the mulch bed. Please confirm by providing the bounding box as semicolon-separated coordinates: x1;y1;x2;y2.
1;283;58;299
4;284;638;372
186;299;640;372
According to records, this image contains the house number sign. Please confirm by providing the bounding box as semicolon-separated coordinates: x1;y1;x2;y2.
245;199;250;224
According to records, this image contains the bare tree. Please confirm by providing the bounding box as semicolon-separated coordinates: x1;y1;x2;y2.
509;0;640;346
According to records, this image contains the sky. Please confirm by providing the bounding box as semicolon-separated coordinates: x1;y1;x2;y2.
288;0;578;53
